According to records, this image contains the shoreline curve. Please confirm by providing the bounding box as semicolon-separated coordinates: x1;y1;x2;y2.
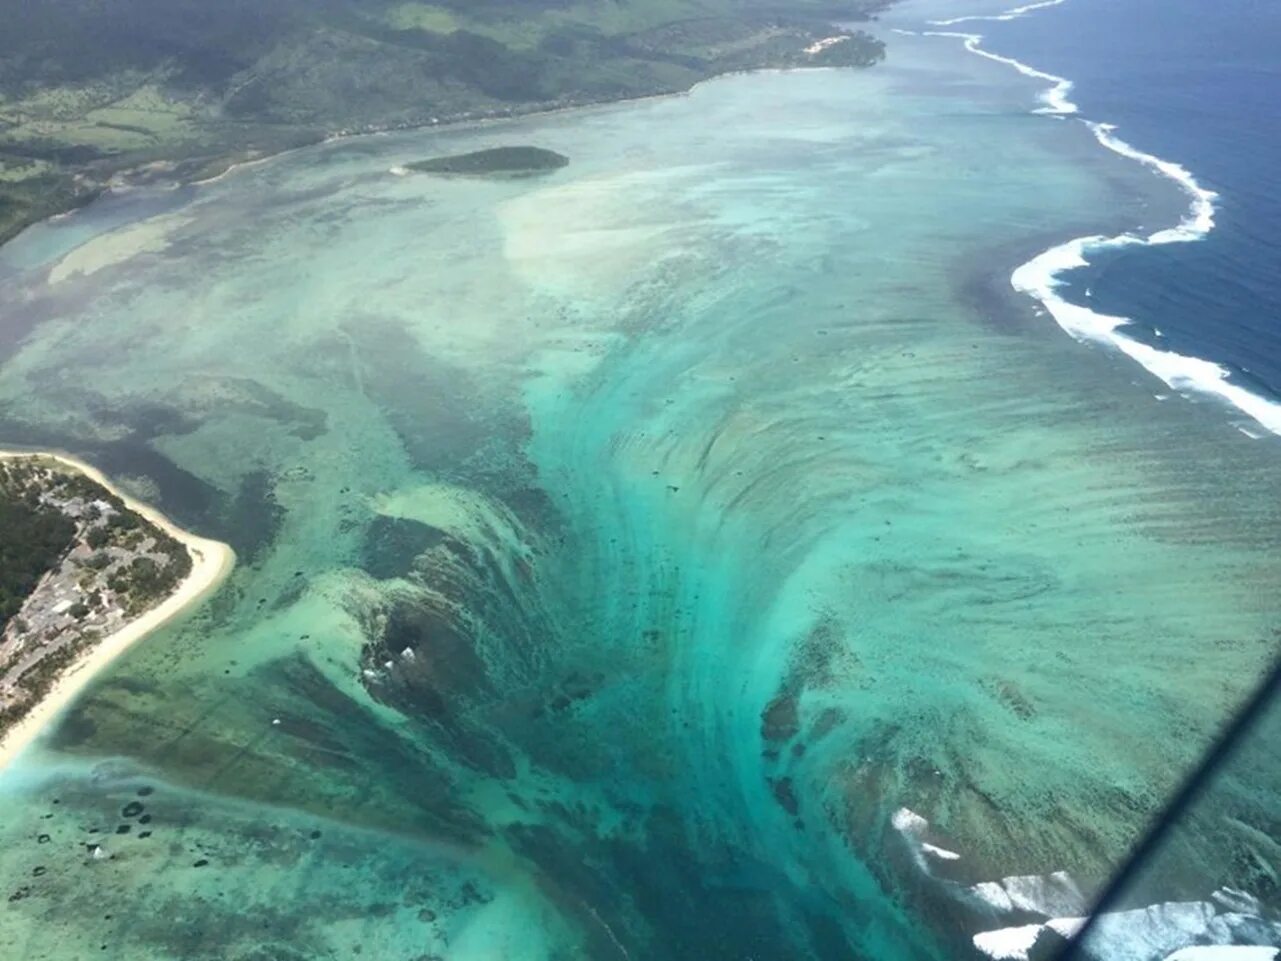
920;0;1281;437
0;448;235;772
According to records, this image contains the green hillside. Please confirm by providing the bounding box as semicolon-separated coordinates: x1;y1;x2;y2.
0;0;888;244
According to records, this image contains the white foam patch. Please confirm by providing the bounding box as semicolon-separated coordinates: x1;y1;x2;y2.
973;901;1258;961
924;2;1281;436
891;807;928;832
1006;872;1086;916
931;0;1069;26
973;880;1017;913
969;871;1085;918
922;841;961;861
1165;949;1280;961
973;923;1045;960
1046;916;1085;939
892;807;966;874
1085;901;1226;961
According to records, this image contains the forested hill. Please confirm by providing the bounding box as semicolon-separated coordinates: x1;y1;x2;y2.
0;0;889;244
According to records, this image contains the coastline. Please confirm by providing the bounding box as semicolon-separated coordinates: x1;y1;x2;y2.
919;0;1281;437
0;17;891;249
0;449;235;772
0;17;1279;958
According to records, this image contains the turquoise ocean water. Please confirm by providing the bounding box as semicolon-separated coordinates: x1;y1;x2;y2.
1;7;1279;959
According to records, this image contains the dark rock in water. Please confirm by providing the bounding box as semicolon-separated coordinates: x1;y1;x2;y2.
1027;925;1073;961
115;825;131;835
360;516;445;579
192;859;209;868
122;802;144;818
136;787;154;797
769;776;800;816
309;830;322;840
32;866;46;877
138;814;152;824
406;146;569;179
137;832;152;839
37;834;50;844
760;690;801;744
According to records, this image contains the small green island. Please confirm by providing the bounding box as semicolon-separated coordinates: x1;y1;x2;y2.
406;146;570;178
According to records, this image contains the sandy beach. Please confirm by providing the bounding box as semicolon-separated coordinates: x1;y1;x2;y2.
0;449;234;771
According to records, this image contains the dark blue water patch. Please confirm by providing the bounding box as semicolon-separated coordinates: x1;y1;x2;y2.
979;0;1281;404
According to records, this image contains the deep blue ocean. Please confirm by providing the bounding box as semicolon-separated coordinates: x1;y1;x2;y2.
985;0;1281;414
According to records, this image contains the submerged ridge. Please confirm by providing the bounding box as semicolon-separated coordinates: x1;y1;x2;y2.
0;11;1278;961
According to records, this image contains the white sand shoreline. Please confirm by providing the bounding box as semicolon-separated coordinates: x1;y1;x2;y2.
0;449;234;771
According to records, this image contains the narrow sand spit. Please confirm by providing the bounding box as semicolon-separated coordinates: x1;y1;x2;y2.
0;449;234;771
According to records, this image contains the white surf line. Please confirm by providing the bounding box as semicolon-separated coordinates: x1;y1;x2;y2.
913;1;1281;436
922;29;1076;115
930;0;1069;27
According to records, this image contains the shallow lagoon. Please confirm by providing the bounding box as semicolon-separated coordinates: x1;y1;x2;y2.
0;25;1278;961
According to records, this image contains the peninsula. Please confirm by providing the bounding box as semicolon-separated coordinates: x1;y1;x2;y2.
0;452;233;768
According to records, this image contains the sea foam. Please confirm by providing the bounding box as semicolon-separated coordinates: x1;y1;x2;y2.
928;0;1281;436
922;30;1076;115
930;0;1070;27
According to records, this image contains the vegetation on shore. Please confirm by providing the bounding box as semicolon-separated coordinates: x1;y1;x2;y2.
0;0;889;244
0;467;76;630
0;457;194;736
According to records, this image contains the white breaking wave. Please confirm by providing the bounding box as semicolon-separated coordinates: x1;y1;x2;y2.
973;923;1045;960
889;805;1280;960
891;807;967;871
922;30;1076;114
970;871;1087;918
974;900;1281;961
1165;949;1281;961
922;841;961;861
891;807;929;832
1088;122;1217;241
930;0;1069;27
925;0;1281;436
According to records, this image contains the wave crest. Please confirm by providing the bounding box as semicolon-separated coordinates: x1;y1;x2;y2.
927;0;1281;436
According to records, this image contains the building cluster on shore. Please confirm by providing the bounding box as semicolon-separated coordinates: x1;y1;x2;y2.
0;456;192;733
